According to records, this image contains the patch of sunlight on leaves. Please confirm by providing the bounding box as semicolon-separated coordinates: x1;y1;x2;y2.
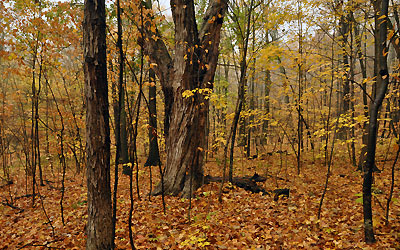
180;234;210;248
72;200;87;209
206;212;216;220
354;193;363;204
323;227;336;234
148;234;159;242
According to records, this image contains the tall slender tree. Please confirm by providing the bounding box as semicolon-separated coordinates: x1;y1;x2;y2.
363;0;390;244
145;67;161;167
111;0;124;247
83;0;113;248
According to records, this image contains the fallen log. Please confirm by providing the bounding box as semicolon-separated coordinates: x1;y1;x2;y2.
273;188;290;201
205;173;269;195
205;173;291;200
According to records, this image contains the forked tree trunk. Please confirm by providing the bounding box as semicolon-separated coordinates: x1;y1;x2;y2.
141;0;228;197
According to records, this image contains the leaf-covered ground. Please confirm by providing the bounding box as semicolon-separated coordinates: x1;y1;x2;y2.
1;152;399;249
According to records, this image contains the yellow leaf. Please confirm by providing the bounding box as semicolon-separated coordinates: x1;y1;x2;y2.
383;50;388;57
182;90;194;98
388;29;395;40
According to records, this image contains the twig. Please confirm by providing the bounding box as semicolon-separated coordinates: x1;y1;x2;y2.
1;201;24;212
17;239;63;249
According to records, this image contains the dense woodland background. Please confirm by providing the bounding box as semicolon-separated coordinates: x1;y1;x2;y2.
0;0;399;248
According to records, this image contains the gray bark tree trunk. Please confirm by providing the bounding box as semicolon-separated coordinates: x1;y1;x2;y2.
140;0;228;197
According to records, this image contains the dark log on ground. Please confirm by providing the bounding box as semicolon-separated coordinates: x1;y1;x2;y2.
234;178;269;195
273;188;290;201
204;172;266;183
205;173;269;195
204;173;291;199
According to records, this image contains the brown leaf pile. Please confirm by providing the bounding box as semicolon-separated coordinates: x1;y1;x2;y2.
0;153;399;249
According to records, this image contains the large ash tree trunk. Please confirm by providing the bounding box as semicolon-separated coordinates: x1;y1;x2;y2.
141;0;227;197
163;93;209;196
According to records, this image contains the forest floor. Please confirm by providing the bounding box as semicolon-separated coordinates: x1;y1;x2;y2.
0;150;399;249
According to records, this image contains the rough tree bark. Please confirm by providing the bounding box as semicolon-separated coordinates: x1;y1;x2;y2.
140;0;228;197
83;0;113;249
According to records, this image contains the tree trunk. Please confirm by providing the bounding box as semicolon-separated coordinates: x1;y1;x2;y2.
228;0;255;182
119;90;129;163
363;0;389;244
348;11;356;166
354;13;370;170
337;11;350;140
112;0;124;247
141;0;228;197
145;68;160;167
83;0;113;248
297;0;304;174
262;69;271;144
246;16;256;158
161;95;208;196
